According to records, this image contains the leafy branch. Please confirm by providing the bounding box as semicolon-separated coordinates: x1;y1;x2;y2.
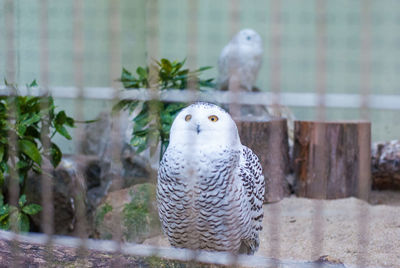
114;58;215;160
0;79;75;232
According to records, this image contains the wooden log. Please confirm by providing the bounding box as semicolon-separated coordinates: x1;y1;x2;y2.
293;120;371;200
236;118;290;203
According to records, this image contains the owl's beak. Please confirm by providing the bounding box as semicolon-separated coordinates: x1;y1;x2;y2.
196;124;201;134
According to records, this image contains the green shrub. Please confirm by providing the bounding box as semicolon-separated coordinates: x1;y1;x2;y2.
0;80;75;232
113;59;215;160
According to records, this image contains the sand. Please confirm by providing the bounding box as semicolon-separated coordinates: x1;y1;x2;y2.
144;190;400;267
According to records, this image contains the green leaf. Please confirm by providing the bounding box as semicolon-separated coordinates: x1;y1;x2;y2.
17;125;27;137
0;137;7;144
0;219;10;230
121;68;134;81
196;66;213;72
65;117;75;127
0;213;8;222
161;59;172;73
28;80;38;88
133;128;149;136
128;100;140;113
18;194;27;207
55;111;67;125
135;142;148;154
171;61;183;73
25;96;40;108
177;69;189;76
25;126;41;139
32;164;42;174
17;212;30;232
16;160;29;170
199;79;216;88
161;123;171;136
0;145;4;162
133;105;149;124
0;204;8;217
175;58;186;68
160;112;173;125
0;162;8;173
49;142;62;167
165;103;186;113
112;100;130;113
121;80;139;89
121;68;141;89
0;173;3;190
133;116;151;132
136;67;147;79
22;204;42;215
55;125;72;140
18;139;42;164
130;135;147;147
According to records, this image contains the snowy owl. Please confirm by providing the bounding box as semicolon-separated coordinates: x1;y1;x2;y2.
218;29;263;91
157;102;265;255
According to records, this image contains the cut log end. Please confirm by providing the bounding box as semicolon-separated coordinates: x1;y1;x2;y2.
293;120;371;200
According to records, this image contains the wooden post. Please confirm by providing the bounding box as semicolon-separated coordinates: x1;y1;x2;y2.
236;118;290;203
293;120;371;200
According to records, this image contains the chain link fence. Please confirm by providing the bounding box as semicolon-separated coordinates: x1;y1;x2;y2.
0;0;399;267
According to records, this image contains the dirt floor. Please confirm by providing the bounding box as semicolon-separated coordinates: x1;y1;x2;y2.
144;190;400;268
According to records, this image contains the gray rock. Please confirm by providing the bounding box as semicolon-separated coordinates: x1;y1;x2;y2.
80;110;154;192
25;155;96;236
372;140;400;190
94;183;162;243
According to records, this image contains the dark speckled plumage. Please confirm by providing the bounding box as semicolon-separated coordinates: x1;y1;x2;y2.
157;103;265;255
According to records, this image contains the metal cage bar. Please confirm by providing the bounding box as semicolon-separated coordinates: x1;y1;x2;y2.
0;1;399;267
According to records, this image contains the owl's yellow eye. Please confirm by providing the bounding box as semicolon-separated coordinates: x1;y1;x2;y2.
208;115;219;122
185;114;192;121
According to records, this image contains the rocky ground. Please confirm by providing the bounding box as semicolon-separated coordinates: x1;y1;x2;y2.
0;190;398;267
0;239;227;268
145;190;400;268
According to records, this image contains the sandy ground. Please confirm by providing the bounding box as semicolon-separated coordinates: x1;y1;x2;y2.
144;190;400;267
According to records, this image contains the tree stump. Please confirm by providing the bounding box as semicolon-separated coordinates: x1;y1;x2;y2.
236;118;290;203
293;120;371;200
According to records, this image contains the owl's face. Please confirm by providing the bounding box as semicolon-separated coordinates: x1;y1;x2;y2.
169;102;241;149
233;28;262;48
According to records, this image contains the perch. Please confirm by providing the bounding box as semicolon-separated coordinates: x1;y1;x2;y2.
293;120;371;200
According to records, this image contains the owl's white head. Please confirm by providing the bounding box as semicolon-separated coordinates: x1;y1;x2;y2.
169;102;241;150
232;28;262;49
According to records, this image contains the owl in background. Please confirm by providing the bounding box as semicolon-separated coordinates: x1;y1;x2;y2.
218;29;263;92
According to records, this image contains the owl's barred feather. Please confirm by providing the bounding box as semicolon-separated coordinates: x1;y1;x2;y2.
157;102;265;254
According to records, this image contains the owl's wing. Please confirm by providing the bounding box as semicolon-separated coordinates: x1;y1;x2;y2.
238;145;265;254
156;148;183;239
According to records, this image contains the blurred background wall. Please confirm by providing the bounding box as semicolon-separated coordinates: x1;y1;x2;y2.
1;0;399;149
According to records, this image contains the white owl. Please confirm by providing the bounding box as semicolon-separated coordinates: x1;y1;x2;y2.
218;29;263;91
157;102;265;254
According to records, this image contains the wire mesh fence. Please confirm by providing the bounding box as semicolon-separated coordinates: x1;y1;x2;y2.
1;0;400;267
